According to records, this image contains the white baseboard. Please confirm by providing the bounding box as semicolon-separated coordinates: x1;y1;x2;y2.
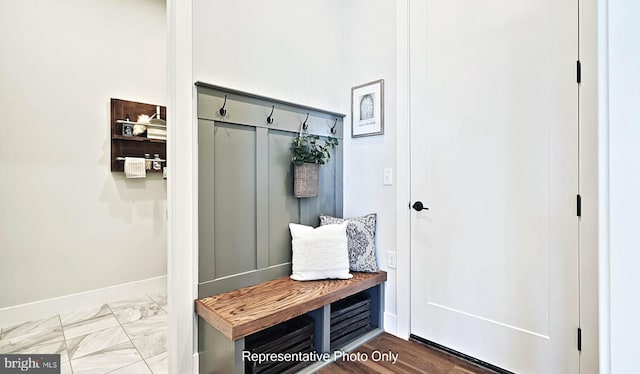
193;352;199;374
384;312;398;335
0;276;167;328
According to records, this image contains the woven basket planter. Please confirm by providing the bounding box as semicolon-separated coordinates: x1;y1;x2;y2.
294;163;320;198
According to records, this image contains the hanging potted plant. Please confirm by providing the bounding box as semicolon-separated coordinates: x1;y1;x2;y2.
291;134;339;198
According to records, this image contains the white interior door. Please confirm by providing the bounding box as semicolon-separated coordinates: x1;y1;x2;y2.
409;1;579;373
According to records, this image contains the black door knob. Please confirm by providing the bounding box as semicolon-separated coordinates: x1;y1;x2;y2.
412;201;429;211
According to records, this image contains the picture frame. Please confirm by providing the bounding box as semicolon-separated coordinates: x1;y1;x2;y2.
351;79;384;137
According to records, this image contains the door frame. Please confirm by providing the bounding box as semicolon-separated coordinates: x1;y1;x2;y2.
393;0;599;372
167;0;198;373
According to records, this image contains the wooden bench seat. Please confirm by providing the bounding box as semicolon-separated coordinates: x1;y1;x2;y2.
195;271;387;340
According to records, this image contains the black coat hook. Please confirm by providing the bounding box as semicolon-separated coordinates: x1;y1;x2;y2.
330;118;338;134
219;95;227;116
302;113;309;130
266;105;274;124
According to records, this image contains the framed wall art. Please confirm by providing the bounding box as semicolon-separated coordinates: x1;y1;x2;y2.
351;79;384;137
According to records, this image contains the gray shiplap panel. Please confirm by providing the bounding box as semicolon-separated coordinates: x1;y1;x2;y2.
298;198;316;227
268;130;299;266
335;144;344;218
214;123;257;277
318;145;338;218
198;119;216;282
298;140;341;227
255;127;269;269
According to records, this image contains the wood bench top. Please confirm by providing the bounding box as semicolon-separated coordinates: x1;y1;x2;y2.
195;271;387;340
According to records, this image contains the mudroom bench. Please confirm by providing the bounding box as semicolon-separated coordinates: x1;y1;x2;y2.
195;271;387;374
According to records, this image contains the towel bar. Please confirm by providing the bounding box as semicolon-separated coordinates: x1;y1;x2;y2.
116;157;166;162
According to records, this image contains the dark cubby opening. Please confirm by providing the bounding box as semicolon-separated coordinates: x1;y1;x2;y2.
330;292;375;351
244;315;316;374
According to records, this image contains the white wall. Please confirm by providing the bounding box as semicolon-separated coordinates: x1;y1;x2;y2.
0;0;167;308
341;0;399;331
193;0;344;110
604;0;640;372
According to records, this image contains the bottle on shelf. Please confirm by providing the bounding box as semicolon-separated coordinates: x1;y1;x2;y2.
153;154;161;171
145;154;152;170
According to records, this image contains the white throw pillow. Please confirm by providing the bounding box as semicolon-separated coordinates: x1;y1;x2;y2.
289;222;352;281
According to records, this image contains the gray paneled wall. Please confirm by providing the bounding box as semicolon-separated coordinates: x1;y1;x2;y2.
214;123;257;278
197;83;344;298
268;130;300;266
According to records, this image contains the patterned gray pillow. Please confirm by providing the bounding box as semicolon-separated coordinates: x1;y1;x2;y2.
319;213;379;273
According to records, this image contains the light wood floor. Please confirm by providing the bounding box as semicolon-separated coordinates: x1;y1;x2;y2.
318;333;498;374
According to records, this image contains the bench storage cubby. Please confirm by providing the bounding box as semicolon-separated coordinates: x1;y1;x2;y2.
244;315;315;374
330;293;373;351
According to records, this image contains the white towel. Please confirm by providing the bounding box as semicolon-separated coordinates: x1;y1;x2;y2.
124;157;146;178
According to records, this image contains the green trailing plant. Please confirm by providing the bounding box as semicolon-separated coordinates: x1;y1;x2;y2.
291;134;339;166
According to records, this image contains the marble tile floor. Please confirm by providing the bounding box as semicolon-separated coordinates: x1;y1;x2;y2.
0;292;167;374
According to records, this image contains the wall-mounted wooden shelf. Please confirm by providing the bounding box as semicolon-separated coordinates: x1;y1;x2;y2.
112;134;166;143
110;98;167;172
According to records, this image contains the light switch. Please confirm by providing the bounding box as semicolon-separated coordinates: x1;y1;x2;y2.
383;168;393;186
388;251;397;269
